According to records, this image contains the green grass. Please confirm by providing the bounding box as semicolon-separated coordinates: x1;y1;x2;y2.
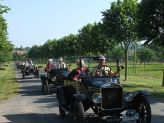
0;62;18;100
119;62;164;98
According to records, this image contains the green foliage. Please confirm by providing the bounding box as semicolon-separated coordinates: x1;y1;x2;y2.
102;0;139;80
108;46;124;61
138;0;164;46
137;47;157;63
0;4;12;62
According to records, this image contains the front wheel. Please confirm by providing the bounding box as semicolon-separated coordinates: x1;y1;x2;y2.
43;80;49;95
59;106;66;118
22;71;25;79
133;96;151;123
74;101;85;123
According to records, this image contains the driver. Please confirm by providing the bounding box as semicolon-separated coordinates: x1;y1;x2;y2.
57;57;66;69
44;59;55;72
95;55;116;76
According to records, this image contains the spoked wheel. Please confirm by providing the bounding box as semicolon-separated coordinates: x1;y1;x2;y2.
74;101;85;123
134;97;151;123
43;80;49;95
22;72;25;79
59;106;66;118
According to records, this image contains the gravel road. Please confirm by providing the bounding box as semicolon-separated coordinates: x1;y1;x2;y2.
0;69;164;123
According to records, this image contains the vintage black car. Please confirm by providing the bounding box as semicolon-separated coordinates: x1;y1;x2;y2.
40;68;70;95
56;57;151;123
21;65;39;79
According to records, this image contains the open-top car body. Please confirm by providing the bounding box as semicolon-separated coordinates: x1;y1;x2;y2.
40;59;70;95
21;64;39;79
57;57;151;123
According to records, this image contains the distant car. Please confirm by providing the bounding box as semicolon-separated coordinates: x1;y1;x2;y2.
57;57;151;123
21;65;39;79
40;68;70;95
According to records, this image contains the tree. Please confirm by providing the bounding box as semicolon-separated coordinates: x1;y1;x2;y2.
78;23;94;55
138;0;164;46
0;4;12;62
102;0;139;80
108;46;124;62
137;47;157;67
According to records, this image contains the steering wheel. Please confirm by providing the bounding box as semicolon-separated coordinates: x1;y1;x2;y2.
95;65;111;76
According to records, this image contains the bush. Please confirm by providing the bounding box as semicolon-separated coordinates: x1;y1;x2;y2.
0;67;6;70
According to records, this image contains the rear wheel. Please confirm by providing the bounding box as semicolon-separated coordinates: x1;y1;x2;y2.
22;71;25;79
133;96;151;123
74;101;85;123
43;80;49;95
59;106;66;118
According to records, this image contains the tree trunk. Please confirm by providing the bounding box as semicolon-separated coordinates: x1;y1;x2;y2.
162;69;164;87
124;49;128;81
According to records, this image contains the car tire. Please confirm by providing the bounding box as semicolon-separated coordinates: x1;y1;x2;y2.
44;80;49;95
59;106;66;118
74;101;85;123
134;96;151;123
22;72;25;79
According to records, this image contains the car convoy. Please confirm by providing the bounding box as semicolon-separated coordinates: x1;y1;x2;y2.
15;56;152;123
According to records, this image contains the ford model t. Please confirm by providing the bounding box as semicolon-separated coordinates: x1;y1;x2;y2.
56;56;151;123
21;60;39;79
40;59;70;95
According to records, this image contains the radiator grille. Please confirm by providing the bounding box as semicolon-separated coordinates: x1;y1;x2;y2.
101;88;122;109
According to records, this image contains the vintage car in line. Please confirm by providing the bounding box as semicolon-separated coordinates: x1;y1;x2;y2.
40;59;70;95
56;57;151;123
21;64;39;79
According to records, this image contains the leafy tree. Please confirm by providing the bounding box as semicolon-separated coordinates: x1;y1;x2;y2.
78;23;94;55
138;0;164;46
108;46;124;62
0;4;12;63
102;0;139;80
91;22;115;55
137;47;157;67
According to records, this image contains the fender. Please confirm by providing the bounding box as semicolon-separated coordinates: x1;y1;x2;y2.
125;90;150;102
73;93;86;101
56;86;65;105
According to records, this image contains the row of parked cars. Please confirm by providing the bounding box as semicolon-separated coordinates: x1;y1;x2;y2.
38;56;151;123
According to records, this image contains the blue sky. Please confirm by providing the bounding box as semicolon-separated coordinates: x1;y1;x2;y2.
2;0;115;47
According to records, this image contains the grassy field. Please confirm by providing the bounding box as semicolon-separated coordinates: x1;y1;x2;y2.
0;63;18;100
119;62;164;98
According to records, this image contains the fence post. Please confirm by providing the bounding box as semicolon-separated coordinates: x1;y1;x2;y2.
162;69;164;87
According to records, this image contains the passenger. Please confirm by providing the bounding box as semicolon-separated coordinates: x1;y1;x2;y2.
70;59;88;81
28;60;34;69
95;55;117;76
57;57;66;69
44;59;55;72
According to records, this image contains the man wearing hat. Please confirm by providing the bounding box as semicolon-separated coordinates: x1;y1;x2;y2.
95;55;115;76
57;57;66;69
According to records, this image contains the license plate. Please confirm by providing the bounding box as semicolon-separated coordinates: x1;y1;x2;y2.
122;113;139;121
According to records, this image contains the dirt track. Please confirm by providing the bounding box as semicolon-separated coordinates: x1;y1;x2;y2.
0;69;164;123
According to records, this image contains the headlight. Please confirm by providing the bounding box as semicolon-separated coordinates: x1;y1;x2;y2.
52;76;56;81
125;92;133;102
92;93;102;104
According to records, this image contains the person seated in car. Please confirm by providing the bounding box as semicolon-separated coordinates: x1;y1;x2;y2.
68;59;89;81
95;55;117;76
44;59;55;72
57;57;66;69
